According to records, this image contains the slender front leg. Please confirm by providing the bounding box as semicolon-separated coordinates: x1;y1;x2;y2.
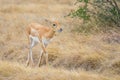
38;37;48;67
45;53;48;66
26;51;30;66
42;43;49;66
40;42;49;66
38;50;43;67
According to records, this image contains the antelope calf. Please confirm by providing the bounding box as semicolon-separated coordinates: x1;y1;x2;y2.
26;20;63;67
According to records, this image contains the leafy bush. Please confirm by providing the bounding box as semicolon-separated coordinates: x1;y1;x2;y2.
69;0;120;33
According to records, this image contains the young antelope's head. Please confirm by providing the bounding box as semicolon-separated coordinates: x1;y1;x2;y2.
52;21;63;33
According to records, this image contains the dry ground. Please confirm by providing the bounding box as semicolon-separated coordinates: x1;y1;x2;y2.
0;0;120;80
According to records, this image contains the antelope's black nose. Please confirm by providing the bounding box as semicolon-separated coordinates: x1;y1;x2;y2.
59;28;63;32
58;28;63;32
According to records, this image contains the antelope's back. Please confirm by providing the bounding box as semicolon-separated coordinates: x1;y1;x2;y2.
26;23;50;37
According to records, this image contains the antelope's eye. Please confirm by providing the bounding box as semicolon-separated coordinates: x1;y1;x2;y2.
53;24;56;26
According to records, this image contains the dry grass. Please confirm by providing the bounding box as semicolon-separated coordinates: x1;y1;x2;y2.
0;60;119;80
0;0;120;80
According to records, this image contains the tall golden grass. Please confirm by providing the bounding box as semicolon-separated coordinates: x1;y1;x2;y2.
1;60;120;80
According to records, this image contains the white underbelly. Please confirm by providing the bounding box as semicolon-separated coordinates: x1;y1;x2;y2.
29;35;40;43
42;37;51;46
29;35;52;46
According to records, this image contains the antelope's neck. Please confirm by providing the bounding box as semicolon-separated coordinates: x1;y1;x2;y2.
45;28;55;39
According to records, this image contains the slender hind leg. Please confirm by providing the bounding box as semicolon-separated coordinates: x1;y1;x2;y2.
26;37;37;66
26;37;32;66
